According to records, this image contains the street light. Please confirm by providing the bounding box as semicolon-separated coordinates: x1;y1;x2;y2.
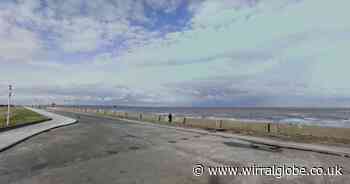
6;85;12;127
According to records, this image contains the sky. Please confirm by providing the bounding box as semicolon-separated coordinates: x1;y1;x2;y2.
1;0;350;107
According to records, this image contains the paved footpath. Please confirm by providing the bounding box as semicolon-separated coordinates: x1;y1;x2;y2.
0;107;77;152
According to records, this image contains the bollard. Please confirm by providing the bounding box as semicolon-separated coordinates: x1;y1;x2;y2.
219;120;223;129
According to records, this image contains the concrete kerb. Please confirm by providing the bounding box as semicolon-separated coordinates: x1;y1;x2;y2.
0;107;78;152
0;118;52;133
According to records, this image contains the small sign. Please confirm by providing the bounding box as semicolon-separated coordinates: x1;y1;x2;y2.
9;85;12;97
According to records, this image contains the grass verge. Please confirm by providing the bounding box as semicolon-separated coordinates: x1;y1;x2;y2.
0;107;50;129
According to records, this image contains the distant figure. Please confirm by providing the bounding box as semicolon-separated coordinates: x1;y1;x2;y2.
168;113;172;123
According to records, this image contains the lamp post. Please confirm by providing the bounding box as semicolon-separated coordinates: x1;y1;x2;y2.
6;85;12;127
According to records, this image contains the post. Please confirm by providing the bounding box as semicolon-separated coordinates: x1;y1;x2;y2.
6;85;12;127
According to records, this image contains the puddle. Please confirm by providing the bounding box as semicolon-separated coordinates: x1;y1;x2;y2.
124;134;138;138
128;146;140;150
106;150;119;155
31;162;48;171
223;141;282;152
120;170;127;174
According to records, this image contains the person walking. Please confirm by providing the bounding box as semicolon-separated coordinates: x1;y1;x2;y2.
168;113;173;123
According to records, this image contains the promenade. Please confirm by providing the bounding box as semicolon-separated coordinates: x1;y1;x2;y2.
0;110;349;184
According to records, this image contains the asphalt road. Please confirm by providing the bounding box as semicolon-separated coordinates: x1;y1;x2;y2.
0;111;349;184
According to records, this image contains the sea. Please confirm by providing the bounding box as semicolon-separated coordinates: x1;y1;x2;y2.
72;106;350;128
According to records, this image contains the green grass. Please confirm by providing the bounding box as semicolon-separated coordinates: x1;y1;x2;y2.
0;107;50;128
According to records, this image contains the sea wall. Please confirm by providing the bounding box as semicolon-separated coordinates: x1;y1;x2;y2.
51;107;350;141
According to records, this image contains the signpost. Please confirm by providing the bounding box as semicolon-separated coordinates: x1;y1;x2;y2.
6;85;12;127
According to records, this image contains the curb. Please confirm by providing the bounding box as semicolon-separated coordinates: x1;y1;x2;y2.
0;118;52;133
0;121;78;152
0;108;78;153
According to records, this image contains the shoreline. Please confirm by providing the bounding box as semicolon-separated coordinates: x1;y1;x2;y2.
51;107;350;147
55;106;350;128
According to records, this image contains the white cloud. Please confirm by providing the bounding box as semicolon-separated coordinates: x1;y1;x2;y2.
2;0;350;106
0;0;191;54
108;0;350;104
57;18;105;53
0;11;42;62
